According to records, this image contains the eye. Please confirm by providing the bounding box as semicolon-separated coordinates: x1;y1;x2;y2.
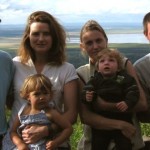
85;40;93;46
109;58;116;62
31;32;39;36
99;59;104;63
43;91;49;95
33;91;40;96
43;32;51;36
96;38;102;44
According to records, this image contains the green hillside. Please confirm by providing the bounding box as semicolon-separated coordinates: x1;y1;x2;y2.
66;43;150;68
1;43;150;68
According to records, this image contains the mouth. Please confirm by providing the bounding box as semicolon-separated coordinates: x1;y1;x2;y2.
37;44;45;47
39;102;47;106
104;67;110;70
93;50;99;55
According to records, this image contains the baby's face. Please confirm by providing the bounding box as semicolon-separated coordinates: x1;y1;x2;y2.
98;55;118;78
28;90;51;110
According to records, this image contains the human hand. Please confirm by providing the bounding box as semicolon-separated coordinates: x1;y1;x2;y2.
22;124;48;144
46;140;57;150
120;121;136;140
116;101;128;112
86;91;94;102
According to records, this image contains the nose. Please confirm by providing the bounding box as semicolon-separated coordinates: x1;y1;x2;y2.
104;60;109;65
39;95;45;100
40;97;43;101
93;42;99;49
39;34;44;41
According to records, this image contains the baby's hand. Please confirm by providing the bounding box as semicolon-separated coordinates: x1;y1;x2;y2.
46;140;56;150
86;91;95;102
116;101;128;112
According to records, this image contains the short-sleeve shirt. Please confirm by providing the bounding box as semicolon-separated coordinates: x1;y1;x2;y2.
9;56;78;127
0;50;14;135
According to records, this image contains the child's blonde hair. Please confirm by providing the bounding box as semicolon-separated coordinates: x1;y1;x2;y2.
95;48;124;71
20;74;53;99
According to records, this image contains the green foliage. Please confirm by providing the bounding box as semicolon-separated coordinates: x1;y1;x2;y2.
70;121;150;149
141;123;150;136
70;120;83;150
6;108;11;120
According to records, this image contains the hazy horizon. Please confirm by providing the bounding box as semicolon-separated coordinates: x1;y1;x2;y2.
0;22;148;44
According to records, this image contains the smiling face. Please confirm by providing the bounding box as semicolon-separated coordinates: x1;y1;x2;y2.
80;30;107;64
29;22;52;55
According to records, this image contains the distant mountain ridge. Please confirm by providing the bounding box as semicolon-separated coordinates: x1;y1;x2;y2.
0;22;142;37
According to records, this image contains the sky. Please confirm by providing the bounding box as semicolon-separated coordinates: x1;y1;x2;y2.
0;0;150;25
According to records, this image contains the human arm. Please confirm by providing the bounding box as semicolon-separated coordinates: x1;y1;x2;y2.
22;79;78;145
78;79;136;139
22;78;78;144
113;71;140;112
10;116;29;150
121;73;140;110
21;105;52;144
46;109;73;150
134;58;150;122
21;123;50;144
62;79;78;124
93;60;147;112
126;60;147;111
6;83;14;110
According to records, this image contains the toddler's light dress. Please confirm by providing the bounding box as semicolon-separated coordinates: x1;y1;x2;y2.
2;103;52;150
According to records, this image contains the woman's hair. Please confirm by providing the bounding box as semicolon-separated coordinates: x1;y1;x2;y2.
80;20;108;42
20;74;53;99
143;12;150;34
95;48;124;71
18;11;66;65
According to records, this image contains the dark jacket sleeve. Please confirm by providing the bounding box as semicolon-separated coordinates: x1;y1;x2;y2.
122;71;140;109
81;76;97;104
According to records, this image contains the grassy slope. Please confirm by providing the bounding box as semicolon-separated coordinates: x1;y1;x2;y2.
1;42;150;66
66;43;150;69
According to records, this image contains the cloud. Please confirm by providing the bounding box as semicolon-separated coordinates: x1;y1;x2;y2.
49;0;150;15
0;0;150;24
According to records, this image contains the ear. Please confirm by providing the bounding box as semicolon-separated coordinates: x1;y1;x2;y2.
95;60;99;71
80;42;87;56
144;30;147;37
80;42;84;51
26;95;30;101
144;31;150;41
